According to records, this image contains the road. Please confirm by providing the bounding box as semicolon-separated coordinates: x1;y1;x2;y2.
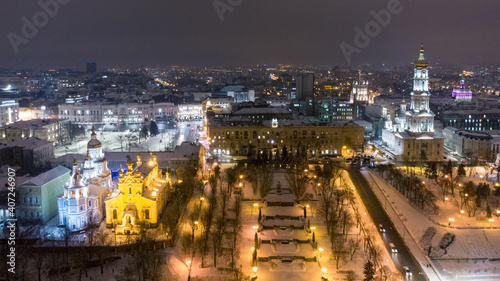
348;166;427;281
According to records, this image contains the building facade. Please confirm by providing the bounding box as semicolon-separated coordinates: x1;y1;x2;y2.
105;154;169;234
17;166;71;223
209;119;364;157
0;118;70;145
59;102;176;124
0;100;19;127
0;137;55;174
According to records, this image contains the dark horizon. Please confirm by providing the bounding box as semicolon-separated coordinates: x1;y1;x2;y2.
1;0;499;70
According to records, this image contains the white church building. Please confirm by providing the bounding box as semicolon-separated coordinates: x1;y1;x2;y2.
381;45;444;162
57;127;113;231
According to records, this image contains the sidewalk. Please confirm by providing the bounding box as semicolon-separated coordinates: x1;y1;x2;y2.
361;168;443;281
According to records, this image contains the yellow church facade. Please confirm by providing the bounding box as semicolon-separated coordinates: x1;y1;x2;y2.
105;154;169;234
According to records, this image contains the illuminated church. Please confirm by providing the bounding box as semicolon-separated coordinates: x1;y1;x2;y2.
105;154;169;234
57;127;113;231
381;45;444;162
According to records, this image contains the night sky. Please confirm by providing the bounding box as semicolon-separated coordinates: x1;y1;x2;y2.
1;0;499;69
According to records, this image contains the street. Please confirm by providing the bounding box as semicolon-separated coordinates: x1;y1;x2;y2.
348;166;427;281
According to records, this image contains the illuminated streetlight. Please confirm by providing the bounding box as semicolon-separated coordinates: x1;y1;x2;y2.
194;221;199;225
186;260;191;266
306;204;310;208
489;218;494;227
253;203;259;207
321;267;327;278
422;181;425;185
200;197;205;201
251;247;255;251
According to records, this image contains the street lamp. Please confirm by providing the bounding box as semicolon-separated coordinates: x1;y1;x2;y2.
449;218;455;226
460;210;464;219
321;267;327;279
489;218;494;228
252;267;258;279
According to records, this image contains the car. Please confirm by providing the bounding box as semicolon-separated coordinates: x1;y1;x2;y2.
389;243;397;253
379;224;385;233
403;266;412;276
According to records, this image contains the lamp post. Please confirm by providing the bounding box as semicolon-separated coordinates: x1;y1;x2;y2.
489;218;494;228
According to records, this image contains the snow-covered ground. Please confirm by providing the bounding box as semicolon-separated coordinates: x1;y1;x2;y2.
364;168;500;281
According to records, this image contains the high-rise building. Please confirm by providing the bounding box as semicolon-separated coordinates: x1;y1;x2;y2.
295;72;314;101
350;70;369;103
86;62;97;73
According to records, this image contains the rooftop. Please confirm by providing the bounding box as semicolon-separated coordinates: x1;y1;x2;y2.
4;137;53;149
19;165;71;187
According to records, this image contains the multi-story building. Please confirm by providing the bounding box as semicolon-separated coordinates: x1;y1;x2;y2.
0;118;70;145
0;137;55;174
350;71;370;104
105;142;205;172
295;72;314;101
0;100;19;126
17;165;71;223
215;86;255;103
315;98;354;121
105;154;170;234
441;109;500;131
381;45;445;162
59;101;177;124
208;118;364;157
443;127;500;163
177;104;204;121
452;77;473;103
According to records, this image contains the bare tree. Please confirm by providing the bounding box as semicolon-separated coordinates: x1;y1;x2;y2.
347;238;362;261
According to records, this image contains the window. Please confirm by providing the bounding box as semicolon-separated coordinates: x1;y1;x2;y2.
113;209;117;220
145;209;150;220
